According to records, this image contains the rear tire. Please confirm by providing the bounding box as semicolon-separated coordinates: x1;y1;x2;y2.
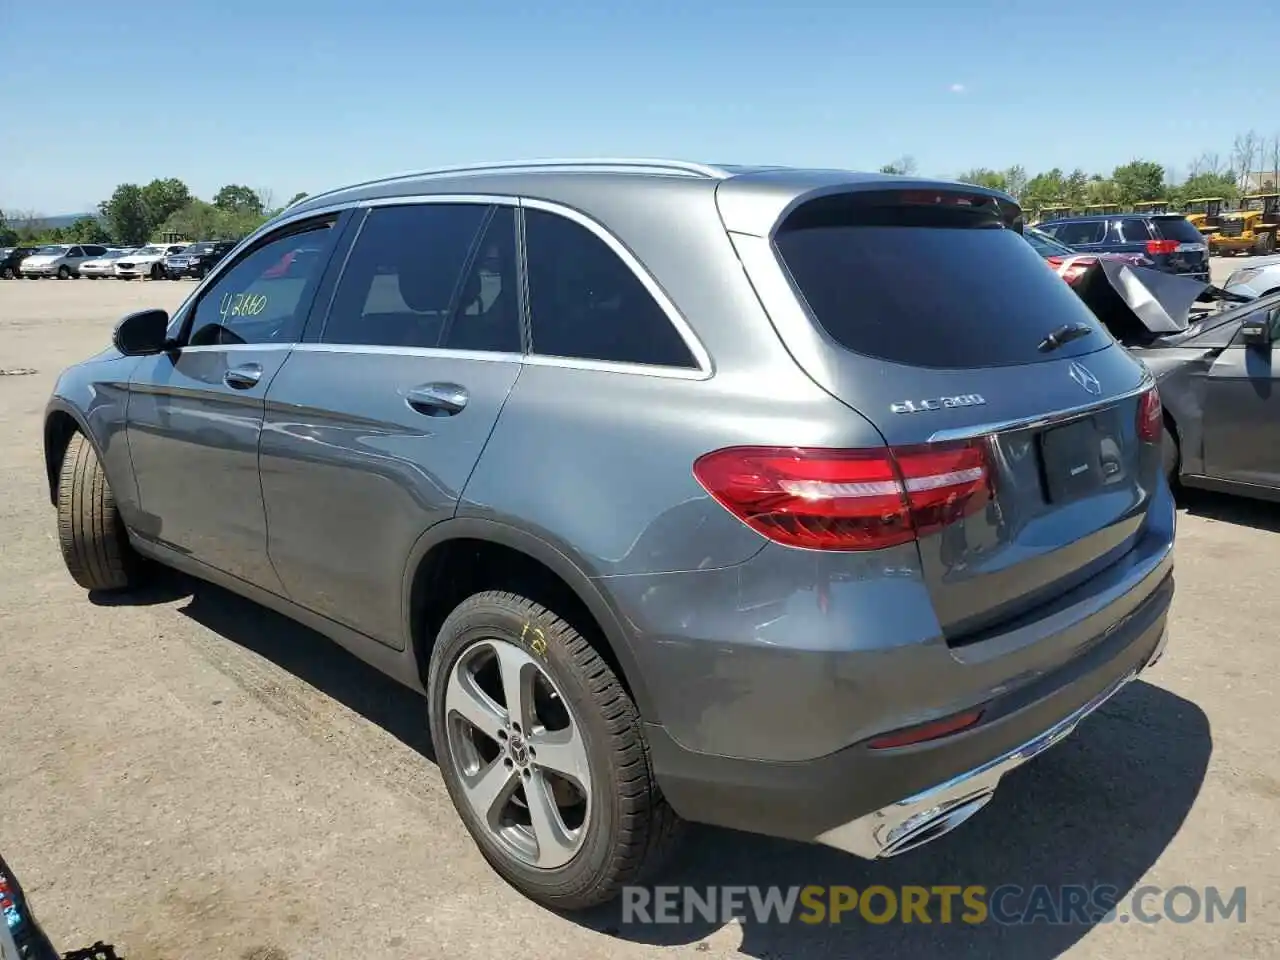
428;590;682;910
1;266;13;279
56;432;140;592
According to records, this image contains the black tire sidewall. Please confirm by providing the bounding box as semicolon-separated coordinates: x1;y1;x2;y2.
427;594;626;902
57;265;70;279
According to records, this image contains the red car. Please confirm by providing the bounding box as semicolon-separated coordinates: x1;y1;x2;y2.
1024;225;1152;286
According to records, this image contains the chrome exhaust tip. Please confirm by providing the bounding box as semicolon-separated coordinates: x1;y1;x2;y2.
877;791;995;858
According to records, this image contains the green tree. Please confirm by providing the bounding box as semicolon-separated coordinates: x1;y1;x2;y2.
1176;171;1240;202
0;210;14;247
287;191;308;206
67;216;111;244
1111;160;1166;205
99;184;151;244
213;184;263;215
1003;165;1028;201
956;167;1009;191
1084;178;1121;205
160;199;269;241
140;178;193;232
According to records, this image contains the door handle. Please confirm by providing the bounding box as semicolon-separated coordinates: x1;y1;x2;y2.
406;382;469;416
223;363;263;389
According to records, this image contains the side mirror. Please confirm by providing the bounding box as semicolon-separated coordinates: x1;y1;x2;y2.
112;308;173;356
1239;315;1274;350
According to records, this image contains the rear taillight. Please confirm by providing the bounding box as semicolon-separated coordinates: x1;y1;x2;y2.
692;441;993;551
1137;386;1162;443
1146;239;1179;255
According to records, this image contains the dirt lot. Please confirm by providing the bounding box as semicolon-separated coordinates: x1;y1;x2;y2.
1;266;1278;960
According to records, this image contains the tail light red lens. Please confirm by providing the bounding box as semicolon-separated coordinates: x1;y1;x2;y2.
1137;386;1162;443
1146;239;1179;255
867;707;985;749
692;441;993;551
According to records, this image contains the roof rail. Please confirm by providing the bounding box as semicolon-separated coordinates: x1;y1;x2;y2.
296;158;732;208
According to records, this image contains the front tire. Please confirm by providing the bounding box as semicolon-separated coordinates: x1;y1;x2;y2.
150;263;164;281
1;266;13;279
56;265;71;279
428;591;681;910
56;432;139;592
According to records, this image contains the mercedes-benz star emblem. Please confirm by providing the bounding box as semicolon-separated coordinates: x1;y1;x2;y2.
1068;361;1102;396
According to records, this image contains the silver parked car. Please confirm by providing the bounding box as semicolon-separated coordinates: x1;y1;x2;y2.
19;243;109;278
44;159;1175;910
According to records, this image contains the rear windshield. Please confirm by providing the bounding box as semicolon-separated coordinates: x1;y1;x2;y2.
1152;216;1204;243
774;193;1111;368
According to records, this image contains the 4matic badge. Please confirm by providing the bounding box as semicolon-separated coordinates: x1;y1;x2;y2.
890;394;987;415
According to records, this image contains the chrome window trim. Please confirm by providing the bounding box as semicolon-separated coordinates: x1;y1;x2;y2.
290;193;712;380
926;375;1154;443
291;342;522;364
518;196;713;378
179;343;295;354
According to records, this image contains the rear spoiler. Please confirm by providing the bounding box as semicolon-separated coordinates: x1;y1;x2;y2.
1072;259;1255;343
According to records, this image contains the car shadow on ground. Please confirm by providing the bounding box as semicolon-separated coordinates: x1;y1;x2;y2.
154;573;436;760
117;575;1210;959
1178;488;1280;533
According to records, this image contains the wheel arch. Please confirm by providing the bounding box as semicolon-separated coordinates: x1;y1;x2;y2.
401;518;658;723
43;402;95;506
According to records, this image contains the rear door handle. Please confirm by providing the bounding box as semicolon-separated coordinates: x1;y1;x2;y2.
223;363;263;389
406;382;469;416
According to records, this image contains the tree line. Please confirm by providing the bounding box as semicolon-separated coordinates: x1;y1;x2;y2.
883;130;1280;215
7;130;1280;246
0;179;309;248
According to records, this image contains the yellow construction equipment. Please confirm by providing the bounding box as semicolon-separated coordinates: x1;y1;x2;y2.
1211;193;1280;256
1181;197;1226;242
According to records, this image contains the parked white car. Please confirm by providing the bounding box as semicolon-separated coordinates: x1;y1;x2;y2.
19;243;110;278
114;244;188;280
78;248;136;278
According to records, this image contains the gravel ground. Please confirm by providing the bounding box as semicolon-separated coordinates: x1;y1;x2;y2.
0;265;1277;960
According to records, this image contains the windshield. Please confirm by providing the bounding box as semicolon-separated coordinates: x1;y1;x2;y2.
100;250;127;259
183;242;214;254
35;245;68;256
133;246;163;256
1024;227;1075;257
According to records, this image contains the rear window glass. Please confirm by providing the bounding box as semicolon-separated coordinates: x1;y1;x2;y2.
1152;216;1205;244
774;194;1110;368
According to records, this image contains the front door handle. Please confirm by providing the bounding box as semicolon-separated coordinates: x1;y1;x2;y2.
224;363;263;389
406;382;469;416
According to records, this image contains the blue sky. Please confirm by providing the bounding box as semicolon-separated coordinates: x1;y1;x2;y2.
3;0;1277;215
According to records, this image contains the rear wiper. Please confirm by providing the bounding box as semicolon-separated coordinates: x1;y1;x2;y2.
1038;322;1094;352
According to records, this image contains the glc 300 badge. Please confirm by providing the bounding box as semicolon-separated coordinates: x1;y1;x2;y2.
890;394;987;414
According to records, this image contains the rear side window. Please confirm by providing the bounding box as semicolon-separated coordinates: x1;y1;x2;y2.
1050;220;1106;245
1152;216;1206;244
322;203;521;354
773;192;1110;368
524;208;697;368
1109;219;1151;243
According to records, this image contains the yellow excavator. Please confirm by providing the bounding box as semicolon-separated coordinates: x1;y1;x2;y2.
1132;201;1172;216
1212;193;1280;256
1181;197;1226;242
1082;203;1122;216
1033;204;1073;226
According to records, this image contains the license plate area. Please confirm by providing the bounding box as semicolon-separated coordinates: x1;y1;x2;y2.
1038;417;1104;503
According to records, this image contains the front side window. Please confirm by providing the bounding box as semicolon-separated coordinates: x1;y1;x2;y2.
523;208;697;368
321;203;520;353
185;218;337;347
1052;220;1106;245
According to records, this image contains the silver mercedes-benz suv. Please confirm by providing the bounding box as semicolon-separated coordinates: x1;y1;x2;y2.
45;159;1175;910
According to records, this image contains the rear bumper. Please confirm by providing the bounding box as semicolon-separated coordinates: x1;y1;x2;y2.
648;567;1171;853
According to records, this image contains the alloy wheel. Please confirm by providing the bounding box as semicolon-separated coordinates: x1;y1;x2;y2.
444;638;592;870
